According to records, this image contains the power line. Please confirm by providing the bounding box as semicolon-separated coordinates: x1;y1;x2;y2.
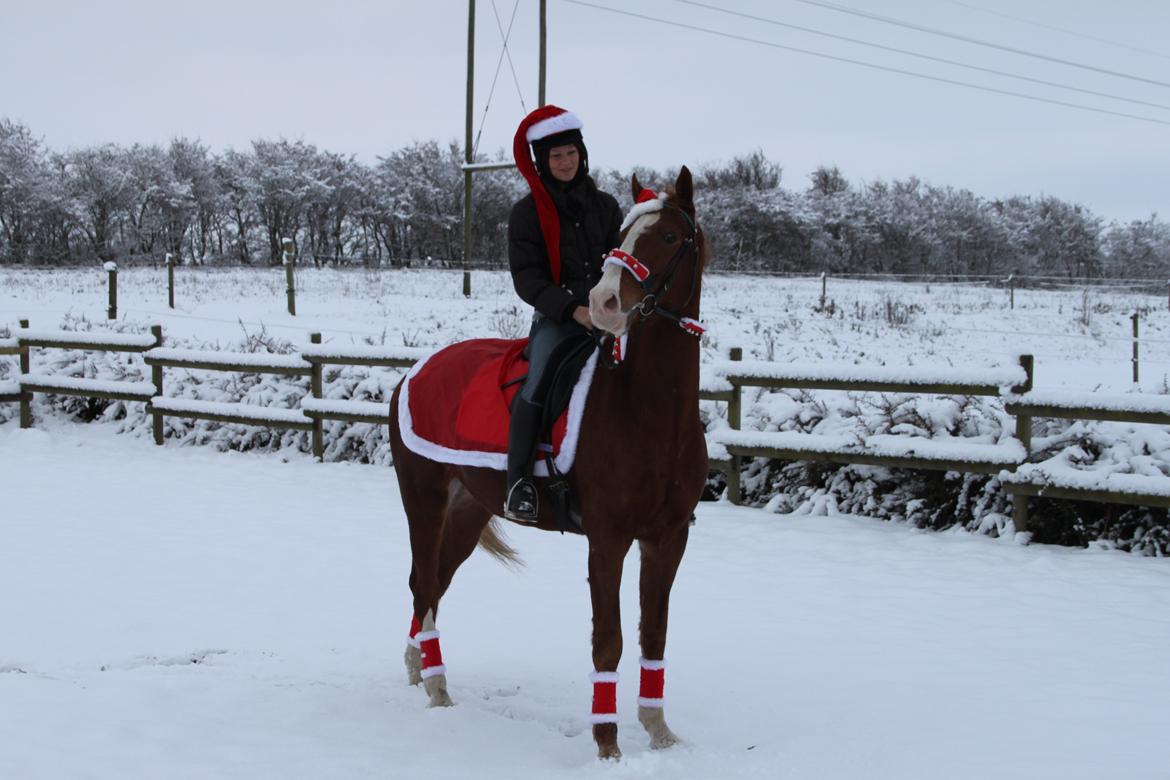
562;0;1170;128
943;0;1170;62
674;0;1170;113
785;0;1170;89
473;0;525;158
490;0;528;114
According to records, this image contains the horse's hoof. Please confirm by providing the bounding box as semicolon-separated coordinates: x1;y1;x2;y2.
638;706;680;749
597;743;622;761
593;723;621;760
424;674;454;707
404;645;422;686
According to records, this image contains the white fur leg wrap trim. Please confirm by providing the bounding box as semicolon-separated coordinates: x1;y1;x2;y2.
638;697;665;708
589;713;620;725
407;637;421;648
589;671;619;684
639;658;666;671
420;664;447;679
415;630;440;642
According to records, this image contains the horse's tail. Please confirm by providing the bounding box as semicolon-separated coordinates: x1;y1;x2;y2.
478;518;524;568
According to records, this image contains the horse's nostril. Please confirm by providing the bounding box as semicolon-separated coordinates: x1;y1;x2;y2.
604;293;619;313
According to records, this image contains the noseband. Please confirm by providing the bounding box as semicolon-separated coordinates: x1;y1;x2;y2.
598;202;705;364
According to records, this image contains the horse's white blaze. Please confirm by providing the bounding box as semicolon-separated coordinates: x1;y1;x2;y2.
589;212;659;336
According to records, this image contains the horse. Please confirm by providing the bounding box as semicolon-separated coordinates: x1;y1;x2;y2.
387;165;710;760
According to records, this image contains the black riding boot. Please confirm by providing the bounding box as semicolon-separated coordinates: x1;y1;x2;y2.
504;397;544;521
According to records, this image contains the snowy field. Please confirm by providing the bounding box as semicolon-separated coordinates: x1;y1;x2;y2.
2;268;1170;776
2;421;1168;779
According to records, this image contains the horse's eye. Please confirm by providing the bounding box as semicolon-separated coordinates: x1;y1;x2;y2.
664;232;678;244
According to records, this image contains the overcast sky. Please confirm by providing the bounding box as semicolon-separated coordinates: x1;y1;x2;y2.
3;0;1169;221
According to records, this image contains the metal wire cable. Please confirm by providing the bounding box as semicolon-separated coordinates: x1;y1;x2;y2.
673;0;1170;113
942;0;1170;62
473;0;525;159
785;0;1170;89
562;0;1170;128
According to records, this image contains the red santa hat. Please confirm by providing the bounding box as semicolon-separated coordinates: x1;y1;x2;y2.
513;105;584;286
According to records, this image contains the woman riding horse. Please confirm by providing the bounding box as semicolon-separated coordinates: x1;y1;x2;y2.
504;105;622;521
388;105;710;757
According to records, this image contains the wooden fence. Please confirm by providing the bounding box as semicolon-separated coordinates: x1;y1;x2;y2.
3;321;1166;534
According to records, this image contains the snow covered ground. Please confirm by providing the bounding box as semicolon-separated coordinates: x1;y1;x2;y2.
1;421;1168;779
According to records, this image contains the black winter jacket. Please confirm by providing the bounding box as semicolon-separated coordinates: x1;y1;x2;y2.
508;178;623;323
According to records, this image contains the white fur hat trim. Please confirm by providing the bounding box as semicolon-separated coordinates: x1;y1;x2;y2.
526;110;584;142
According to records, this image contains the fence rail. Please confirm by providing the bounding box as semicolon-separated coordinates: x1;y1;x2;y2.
4;323;1169;534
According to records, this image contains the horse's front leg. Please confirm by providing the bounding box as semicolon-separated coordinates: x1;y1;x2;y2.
588;536;632;760
637;521;689;749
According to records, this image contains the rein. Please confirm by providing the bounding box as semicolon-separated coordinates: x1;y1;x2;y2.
597;201;704;366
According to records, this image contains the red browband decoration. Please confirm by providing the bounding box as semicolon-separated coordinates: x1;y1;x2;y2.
639;658;665;707
590;671;619;724
603;249;650;282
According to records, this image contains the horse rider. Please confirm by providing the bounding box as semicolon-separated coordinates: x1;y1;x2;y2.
504;105;623;521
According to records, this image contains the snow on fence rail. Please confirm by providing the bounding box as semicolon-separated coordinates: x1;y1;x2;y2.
5;322;1170;534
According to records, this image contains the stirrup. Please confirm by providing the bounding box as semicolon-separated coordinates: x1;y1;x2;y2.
503;479;539;522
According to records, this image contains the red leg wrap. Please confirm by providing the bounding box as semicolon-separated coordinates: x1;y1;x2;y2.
417;630;446;679
407;615;421;648
639;658;665;707
590;671;619;724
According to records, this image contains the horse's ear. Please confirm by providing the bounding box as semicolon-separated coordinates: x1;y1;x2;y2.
675;165;694;209
631;173;643;201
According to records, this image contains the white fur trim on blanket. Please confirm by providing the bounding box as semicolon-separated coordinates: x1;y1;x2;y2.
399;348;599;476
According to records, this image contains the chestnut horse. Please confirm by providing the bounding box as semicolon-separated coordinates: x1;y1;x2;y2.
388;166;709;759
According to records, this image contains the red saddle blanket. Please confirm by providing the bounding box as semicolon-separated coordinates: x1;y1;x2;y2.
397;338;598;475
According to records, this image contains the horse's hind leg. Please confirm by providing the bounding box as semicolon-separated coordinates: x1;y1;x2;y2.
405;474;493;707
636;522;690;749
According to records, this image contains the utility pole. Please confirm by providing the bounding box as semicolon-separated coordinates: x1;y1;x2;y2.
539;0;547;107
462;0;546;298
463;0;476;298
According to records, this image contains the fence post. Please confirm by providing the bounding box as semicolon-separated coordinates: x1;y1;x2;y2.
283;238;296;316
1007;274;1015;310
310;332;324;460
150;325;164;445
820;271;827;309
1166;280;1169;312
167;253;175;309
1010;353;1034;534
1132;311;1140;384
18;318;32;429
105;261;118;319
727;346;742;505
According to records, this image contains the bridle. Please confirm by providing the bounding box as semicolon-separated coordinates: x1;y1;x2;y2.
597;198;705;365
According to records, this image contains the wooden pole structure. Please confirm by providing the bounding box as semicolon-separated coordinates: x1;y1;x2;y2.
19;318;31;429
1132;312;1140;384
1011;353;1034;534
310;332;324;460
283;238;296;316
106;263;117;319
167;252;175;309
1007;274;1015;310
820;271;827;309
151;325;164;445
727;347;743;505
462;0;476;299
539;0;547;106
